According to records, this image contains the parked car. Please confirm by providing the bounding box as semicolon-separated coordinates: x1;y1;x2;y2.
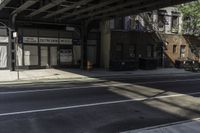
191;61;200;72
183;59;193;71
183;59;200;72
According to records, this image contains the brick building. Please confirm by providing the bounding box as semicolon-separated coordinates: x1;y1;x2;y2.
100;6;200;70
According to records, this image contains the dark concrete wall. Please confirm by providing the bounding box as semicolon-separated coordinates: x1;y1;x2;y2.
110;30;161;61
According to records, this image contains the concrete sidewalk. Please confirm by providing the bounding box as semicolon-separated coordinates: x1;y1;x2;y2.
0;68;194;83
122;118;200;133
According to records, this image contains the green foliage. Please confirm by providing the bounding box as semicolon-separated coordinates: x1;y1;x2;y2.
178;0;200;35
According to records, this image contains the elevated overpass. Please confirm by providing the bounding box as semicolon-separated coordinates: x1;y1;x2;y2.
0;0;196;71
0;0;195;24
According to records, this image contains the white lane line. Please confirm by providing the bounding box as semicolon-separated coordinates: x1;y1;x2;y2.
0;91;200;117
1;78;200;95
0;83;131;95
138;78;200;85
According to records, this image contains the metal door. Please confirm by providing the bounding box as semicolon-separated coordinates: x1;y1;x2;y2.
50;46;57;66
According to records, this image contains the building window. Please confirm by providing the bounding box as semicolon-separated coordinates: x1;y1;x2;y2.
146;12;153;31
171;15;179;33
180;45;186;58
24;45;38;66
115;43;123;60
129;45;136;58
147;45;154;58
158;10;168;32
147;12;153;21
158;14;166;32
173;45;177;54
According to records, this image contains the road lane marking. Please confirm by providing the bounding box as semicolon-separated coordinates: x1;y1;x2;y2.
1;78;200;95
0;83;131;95
137;78;200;84
0;91;199;117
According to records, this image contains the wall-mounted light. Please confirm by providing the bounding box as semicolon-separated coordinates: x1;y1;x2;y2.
13;32;18;38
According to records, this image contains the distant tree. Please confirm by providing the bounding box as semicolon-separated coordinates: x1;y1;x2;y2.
178;0;200;35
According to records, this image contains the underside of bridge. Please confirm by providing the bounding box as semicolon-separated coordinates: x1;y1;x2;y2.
0;0;195;25
0;0;196;71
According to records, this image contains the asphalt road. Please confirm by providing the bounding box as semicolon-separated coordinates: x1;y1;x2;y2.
0;73;200;133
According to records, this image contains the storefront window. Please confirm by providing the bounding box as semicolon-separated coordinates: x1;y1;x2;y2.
24;45;38;66
50;47;58;66
60;49;73;65
40;46;48;67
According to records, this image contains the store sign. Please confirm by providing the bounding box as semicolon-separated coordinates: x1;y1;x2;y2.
39;37;59;44
22;37;73;45
0;37;8;43
23;37;38;44
59;38;72;45
66;26;75;31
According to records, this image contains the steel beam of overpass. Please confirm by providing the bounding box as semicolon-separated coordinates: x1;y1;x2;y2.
27;0;66;17
71;0;152;21
0;0;11;10
43;0;94;19
0;0;196;24
11;0;38;15
72;0;196;21
59;0;121;20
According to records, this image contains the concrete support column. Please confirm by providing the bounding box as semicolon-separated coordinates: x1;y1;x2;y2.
80;21;89;70
8;29;14;71
8;13;17;71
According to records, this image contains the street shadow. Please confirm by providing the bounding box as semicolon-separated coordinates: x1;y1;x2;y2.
0;77;199;133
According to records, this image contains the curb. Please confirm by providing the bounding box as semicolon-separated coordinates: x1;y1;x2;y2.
121;118;200;133
0;72;198;85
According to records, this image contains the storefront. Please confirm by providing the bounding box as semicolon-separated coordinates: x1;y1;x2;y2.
19;36;74;69
0;27;100;70
14;28;99;70
16;28;74;69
